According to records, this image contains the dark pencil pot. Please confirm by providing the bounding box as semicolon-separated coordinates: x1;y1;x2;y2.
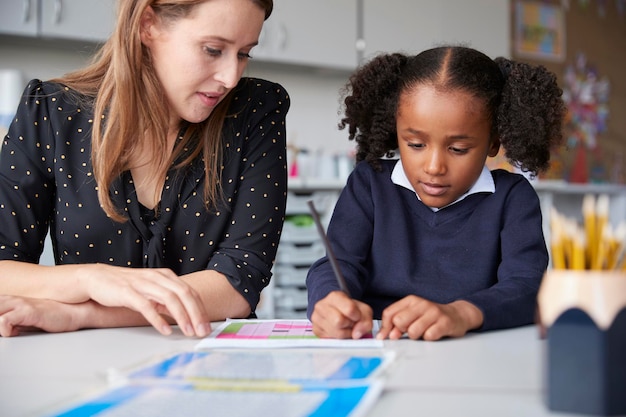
545;308;626;416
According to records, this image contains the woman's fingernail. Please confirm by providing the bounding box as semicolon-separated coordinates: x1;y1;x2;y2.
196;323;210;336
184;324;194;336
161;324;172;335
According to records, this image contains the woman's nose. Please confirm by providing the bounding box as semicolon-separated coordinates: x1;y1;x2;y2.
215;56;243;89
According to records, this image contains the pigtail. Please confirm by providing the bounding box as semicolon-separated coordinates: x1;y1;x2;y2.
495;57;565;176
339;53;408;170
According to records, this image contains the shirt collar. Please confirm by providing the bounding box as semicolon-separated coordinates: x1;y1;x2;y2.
391;159;495;211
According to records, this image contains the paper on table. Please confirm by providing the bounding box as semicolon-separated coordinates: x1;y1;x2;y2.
195;319;384;349
44;381;384;417
126;350;395;385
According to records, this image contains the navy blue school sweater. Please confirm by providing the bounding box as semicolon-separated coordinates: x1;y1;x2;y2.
306;160;548;331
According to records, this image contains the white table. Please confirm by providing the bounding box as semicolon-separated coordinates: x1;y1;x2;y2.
0;324;587;417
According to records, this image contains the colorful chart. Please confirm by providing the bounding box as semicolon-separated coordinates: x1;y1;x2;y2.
195;319;383;349
216;321;317;339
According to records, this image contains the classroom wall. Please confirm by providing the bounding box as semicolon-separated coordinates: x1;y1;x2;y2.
511;0;626;184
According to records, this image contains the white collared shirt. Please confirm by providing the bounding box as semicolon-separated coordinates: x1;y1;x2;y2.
391;159;495;212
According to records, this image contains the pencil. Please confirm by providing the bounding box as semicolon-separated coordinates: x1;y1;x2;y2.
307;200;351;296
571;226;586;271
582;194;597;269
593;223;611;270
550;208;566;269
610;223;626;270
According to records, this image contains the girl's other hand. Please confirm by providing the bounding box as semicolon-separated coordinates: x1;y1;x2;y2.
310;291;373;339
376;296;484;341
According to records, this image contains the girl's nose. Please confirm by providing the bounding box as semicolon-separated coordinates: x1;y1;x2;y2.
424;150;446;176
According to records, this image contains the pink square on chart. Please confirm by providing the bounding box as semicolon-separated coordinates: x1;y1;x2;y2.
256;322;276;337
235;324;257;337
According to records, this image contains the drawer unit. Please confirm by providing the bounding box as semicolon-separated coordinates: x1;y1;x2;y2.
280;218;319;243
258;180;344;319
286;190;336;215
275;241;325;265
273;286;309;311
274;264;311;287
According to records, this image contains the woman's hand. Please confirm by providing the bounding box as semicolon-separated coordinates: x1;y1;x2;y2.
0;295;82;337
76;264;211;337
310;291;373;339
376;296;484;341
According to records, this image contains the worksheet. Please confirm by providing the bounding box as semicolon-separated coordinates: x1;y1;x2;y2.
195;319;383;349
44;321;389;417
127;350;394;385
45;381;384;417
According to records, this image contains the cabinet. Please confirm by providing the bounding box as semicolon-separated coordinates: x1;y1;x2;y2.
1;1;511;70
0;0;116;43
0;0;38;37
361;0;510;60
39;0;115;43
257;179;344;319
253;0;358;70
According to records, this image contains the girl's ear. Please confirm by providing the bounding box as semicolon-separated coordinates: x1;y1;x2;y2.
139;6;158;46
488;137;501;157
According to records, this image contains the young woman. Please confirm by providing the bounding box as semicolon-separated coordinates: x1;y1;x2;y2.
0;0;289;337
307;46;564;341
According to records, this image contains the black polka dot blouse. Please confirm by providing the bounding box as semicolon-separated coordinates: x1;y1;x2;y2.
0;77;290;312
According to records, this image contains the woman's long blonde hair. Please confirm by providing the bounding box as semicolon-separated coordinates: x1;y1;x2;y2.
53;0;273;222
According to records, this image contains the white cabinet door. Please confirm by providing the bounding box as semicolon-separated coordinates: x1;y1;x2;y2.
252;0;358;70
362;0;509;61
0;0;39;37
439;0;510;58
40;0;116;43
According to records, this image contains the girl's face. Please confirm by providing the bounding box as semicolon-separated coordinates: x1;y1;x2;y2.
140;0;265;127
397;84;499;209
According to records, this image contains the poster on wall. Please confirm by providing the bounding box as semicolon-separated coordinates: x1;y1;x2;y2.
515;1;566;62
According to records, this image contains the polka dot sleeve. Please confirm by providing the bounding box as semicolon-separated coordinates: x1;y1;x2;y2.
208;79;290;310
0;80;57;262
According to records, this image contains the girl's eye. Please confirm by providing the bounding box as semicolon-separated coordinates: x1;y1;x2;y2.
408;143;424;149
450;147;469;155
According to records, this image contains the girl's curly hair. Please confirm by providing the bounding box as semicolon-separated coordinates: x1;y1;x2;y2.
339;46;565;176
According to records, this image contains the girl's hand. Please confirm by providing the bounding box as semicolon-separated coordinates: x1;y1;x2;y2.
0;295;81;337
76;264;211;337
376;296;484;341
310;291;373;339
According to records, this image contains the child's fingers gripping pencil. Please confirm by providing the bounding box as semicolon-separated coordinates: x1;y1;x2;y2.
307;200;351;296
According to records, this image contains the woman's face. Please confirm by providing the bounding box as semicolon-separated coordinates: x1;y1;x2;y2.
396;84;499;209
141;0;265;126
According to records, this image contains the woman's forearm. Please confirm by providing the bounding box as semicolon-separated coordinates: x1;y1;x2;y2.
76;301;154;330
0;260;88;302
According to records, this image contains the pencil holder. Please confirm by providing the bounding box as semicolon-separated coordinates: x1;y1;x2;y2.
537;270;626;416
